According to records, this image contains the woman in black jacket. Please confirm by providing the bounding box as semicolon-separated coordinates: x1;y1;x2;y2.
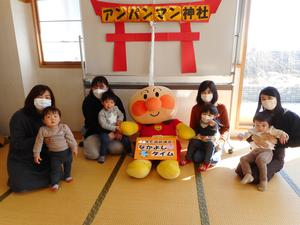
8;85;55;192
235;86;300;183
82;76;126;159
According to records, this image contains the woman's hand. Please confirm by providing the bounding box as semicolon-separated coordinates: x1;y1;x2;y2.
34;156;42;164
237;133;244;141
279;133;289;144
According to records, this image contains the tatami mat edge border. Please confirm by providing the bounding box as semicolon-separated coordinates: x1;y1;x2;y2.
280;170;300;197
82;154;126;225
194;164;210;225
0;189;12;202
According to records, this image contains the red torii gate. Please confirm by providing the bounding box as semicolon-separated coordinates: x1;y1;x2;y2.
90;0;222;73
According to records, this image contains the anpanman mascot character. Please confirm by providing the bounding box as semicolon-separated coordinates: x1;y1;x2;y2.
120;86;195;179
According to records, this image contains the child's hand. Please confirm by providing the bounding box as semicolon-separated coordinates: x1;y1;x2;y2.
115;133;123;141
237;133;244;141
73;149;78;157
34;156;42;164
279;133;289;144
44;137;51;145
115;126;121;132
116;120;122;126
108;132;115;140
208;120;216;127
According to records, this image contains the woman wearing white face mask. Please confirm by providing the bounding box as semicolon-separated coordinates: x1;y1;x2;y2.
180;80;230;166
236;86;300;183
7;84;55;192
82;76;126;159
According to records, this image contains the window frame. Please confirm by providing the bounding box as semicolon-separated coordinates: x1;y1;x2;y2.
235;0;252;130
236;0;300;129
31;0;81;68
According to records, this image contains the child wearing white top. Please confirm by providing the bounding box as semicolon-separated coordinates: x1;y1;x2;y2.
238;111;288;191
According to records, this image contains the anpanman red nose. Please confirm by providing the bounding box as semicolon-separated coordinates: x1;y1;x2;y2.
145;97;161;111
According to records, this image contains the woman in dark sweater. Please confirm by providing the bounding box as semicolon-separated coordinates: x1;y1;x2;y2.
235;86;300;183
7;85;55;192
82;76;126;159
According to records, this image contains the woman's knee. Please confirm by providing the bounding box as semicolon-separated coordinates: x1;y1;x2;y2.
83;135;101;159
240;155;248;163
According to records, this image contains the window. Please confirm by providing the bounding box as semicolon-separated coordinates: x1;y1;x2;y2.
238;0;300;126
32;0;82;67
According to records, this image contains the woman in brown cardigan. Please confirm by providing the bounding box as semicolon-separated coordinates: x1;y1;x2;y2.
181;80;230;166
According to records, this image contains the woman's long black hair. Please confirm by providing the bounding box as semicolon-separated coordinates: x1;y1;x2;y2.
196;80;218;105
255;86;284;115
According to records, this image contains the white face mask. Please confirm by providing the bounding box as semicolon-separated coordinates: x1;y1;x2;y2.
201;94;213;103
261;98;277;111
93;88;107;99
34;98;51;111
201;115;214;124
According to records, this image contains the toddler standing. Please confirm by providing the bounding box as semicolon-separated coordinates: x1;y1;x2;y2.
33;106;78;191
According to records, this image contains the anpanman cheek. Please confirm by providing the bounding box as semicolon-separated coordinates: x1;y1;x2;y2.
160;94;175;109
131;100;148;116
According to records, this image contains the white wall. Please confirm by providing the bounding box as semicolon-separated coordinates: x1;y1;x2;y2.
11;0;38;94
0;0;25;135
37;68;84;132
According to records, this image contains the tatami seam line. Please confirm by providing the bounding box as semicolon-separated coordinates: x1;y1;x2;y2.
0;189;12;202
194;164;210;225
82;154;126;225
280;170;300;198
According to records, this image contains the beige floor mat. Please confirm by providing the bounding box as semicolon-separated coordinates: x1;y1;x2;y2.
1;141;300;225
0;145;9;195
0;148;120;225
281;148;300;189
91;157;201;225
201;143;300;225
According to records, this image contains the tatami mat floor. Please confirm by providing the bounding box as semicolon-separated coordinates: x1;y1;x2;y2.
0;140;299;225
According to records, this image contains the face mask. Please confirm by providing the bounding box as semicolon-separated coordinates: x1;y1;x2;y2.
201;115;214;124
34;98;51;111
261;98;277;111
201;94;213;103
93;88;107;99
